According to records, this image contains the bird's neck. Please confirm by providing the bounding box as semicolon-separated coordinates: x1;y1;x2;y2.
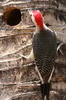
35;24;52;33
35;24;46;33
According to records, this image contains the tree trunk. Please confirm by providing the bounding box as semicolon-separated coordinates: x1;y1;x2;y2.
0;0;66;100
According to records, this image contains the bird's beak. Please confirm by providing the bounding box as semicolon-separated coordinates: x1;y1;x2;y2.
28;9;33;15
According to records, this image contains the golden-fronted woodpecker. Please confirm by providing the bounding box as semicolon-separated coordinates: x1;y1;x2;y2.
29;10;57;100
19;10;57;100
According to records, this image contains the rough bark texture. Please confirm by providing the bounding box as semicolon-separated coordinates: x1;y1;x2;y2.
0;0;66;100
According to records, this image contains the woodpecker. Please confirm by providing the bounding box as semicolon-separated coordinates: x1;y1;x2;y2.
20;10;57;100
28;10;57;100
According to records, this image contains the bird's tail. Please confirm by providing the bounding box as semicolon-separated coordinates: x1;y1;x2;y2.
40;83;51;100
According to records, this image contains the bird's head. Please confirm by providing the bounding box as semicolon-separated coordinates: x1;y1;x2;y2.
29;10;44;30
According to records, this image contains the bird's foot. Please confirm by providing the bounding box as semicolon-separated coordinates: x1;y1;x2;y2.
57;42;66;56
19;54;28;60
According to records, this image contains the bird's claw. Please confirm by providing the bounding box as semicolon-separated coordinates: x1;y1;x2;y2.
57;42;66;56
19;54;27;60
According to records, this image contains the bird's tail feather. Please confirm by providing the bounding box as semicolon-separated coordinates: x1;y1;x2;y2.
40;83;51;100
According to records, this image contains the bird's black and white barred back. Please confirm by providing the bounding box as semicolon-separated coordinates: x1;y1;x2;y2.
32;28;57;100
32;29;57;82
